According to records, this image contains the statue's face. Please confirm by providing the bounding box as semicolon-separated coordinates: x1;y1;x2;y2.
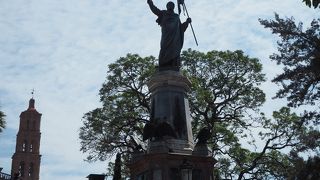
166;1;174;11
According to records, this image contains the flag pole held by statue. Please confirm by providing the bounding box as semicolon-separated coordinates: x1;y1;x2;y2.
178;0;198;46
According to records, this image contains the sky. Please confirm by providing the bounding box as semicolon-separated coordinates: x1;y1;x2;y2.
0;0;318;179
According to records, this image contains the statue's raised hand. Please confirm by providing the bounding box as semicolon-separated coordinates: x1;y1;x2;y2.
147;0;152;4
187;18;192;24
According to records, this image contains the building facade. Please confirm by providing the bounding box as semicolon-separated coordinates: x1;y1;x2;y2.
11;98;42;180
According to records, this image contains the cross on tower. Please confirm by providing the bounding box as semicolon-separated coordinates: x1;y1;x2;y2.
31;89;35;98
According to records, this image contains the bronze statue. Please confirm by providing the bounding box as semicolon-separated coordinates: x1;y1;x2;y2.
147;0;191;71
196;127;211;144
143;121;177;141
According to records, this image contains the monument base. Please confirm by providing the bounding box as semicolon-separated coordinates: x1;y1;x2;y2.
129;152;216;180
131;70;216;180
147;70;194;143
148;138;194;154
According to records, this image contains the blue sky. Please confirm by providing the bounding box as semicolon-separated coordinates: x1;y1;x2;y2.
0;0;318;179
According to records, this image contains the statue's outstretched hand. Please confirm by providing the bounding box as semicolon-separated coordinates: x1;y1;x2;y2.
147;0;152;4
187;18;192;24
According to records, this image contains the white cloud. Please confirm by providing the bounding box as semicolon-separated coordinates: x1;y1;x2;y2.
0;0;318;179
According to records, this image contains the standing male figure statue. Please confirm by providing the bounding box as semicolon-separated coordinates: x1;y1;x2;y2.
147;0;191;71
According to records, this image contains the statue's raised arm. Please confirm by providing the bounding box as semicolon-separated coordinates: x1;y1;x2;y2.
147;1;191;71
147;0;161;16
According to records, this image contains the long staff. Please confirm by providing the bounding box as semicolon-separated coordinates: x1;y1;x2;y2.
182;2;198;46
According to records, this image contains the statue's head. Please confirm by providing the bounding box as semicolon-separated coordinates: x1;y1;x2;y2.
166;1;175;11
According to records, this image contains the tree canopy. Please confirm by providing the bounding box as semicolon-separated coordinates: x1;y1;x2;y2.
181;49;265;138
79;49;318;179
303;0;320;8
259;13;320;179
79;54;156;162
259;14;320;151
285;155;320;179
0;110;5;133
259;14;320;108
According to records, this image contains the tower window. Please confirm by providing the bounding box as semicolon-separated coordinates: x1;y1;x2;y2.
19;161;25;177
22;140;27;152
28;163;33;177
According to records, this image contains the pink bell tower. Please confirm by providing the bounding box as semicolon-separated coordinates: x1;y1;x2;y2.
11;98;42;180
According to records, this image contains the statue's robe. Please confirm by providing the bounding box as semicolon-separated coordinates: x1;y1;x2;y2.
148;2;189;69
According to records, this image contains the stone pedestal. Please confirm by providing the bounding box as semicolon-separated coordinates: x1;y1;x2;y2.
129;153;215;180
130;70;216;180
147;71;194;146
148;138;194;154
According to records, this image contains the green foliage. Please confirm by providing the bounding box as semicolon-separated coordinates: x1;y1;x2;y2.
80;50;314;179
230;107;315;180
303;0;320;8
259;14;320;165
226;108;303;179
259;14;320;108
79;54;156;162
182;49;265;141
0;110;5;133
181;49;273;179
287;156;320;179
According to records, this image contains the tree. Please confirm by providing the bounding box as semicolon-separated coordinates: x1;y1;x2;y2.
79;54;156;162
213;106;318;180
303;0;320;8
80;50;267;176
259;14;320;108
259;13;320;179
259;14;320;154
113;153;122;180
286;156;320;179
181;49;265;145
0;110;5;133
80;50;309;179
180;50;267;179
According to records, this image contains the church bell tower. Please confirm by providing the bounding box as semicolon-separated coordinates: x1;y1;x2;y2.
11;98;42;180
